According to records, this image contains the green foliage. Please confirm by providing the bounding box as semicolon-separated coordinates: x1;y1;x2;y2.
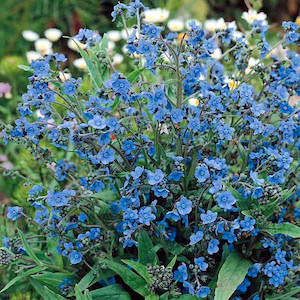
214;253;252;300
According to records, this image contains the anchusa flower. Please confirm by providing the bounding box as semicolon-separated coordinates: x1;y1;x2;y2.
2;2;299;299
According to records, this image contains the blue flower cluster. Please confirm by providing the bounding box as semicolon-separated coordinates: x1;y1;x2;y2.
2;2;299;298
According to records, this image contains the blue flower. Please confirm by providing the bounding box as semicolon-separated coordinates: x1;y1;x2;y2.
268;170;285;185
247;263;261;278
90;228;101;240
200;210;217;224
237;277;250;293
131;166;144;180
97;148;115;164
194;257;208;271
240;216;255;231
107;117;120;131
139;206;155;225
147;169;164;185
122;140;136;155
189;230;204;245
196;286;211;298
7;206;23;221
216;123;235;140
168;170;184;181
31;59;50;77
176;196;192;215
174;263;188;282
203;38;217;54
217;191;237;210
68;251;82;264
46;190;76;207
207;238;219;254
170;109;185;123
250;171;264;186
88;115;107;129
28;185;43;196
195;164;210;183
75;28;101;47
63;78;80;96
78;213;87;222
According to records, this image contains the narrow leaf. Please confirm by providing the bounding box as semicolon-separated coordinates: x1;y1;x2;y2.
167;256;177;269
89;284;131;299
18;229;42;265
0;265;46;293
138;230;157;265
77;270;96;292
102;259;147;296
263;223;300;238
30;278;66;300
122;259;151;283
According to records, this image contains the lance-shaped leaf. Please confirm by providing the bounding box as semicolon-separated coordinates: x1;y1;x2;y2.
215;252;251;300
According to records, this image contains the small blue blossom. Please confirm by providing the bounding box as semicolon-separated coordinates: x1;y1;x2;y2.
176;196;192;215
208;238;219;255
200;210;217;224
7;206;23;221
68;251;82;264
189;230;204;245
217;191;237;210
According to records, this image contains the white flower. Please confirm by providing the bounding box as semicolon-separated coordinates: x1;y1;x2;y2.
108;41;115;53
22;30;39;42
186;19;201;31
167;19;184;32
233;30;244;40
44;28;62;42
143;8;169;23
121;28;135;40
35;38;52;55
107;30;122;42
241;10;267;25
204;18;226;32
122;45;129;54
73;58;87;70
211;48;222;60
225;77;240;89
67;38;86;52
59;72;71;82
112;54;124;65
188;98;200;106
26;51;42;63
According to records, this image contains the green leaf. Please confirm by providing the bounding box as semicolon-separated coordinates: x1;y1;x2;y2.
215;252;251;300
262;223;300;238
77;270;97;292
18;228;42;265
31;272;72;287
138;230;157;265
102;259;147;296
30;278;66;300
75;40;103;89
89;284;131;299
75;284;90;300
145;295;159;300
127;68;145;83
167;256;177;269
100;34;109;51
176;295;199;300
122;259;151;283
0;265;46;293
265;287;300;299
18;64;33;72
